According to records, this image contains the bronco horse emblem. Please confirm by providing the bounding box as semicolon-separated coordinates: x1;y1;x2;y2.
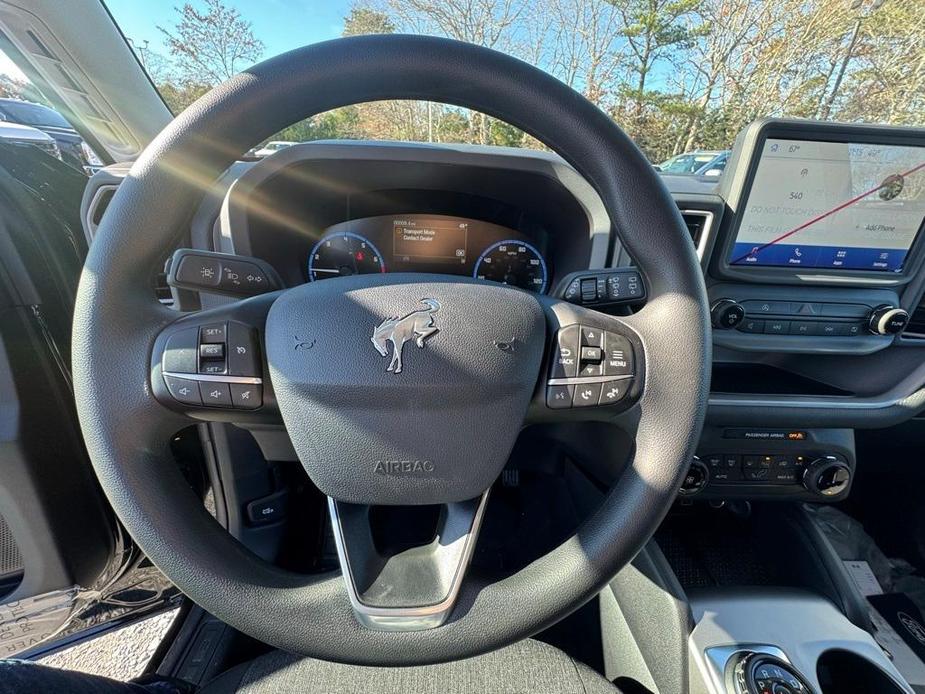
371;299;441;373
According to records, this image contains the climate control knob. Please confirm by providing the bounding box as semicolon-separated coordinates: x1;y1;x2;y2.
868;305;909;335
711;299;746;330
803;456;851;497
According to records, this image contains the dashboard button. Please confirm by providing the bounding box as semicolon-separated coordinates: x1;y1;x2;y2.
163;327;198;374
227;322;261;376
603;333;633;376
599;380;627;405
822;303;869;318
743;300;791;315
818;322;850;336
764;320;790;334
845;322;864;336
164;375;202;406
550;325;579;379
789;321;819;336
199;382;233;407
792;302;823;316
230;383;262;409
546;385;574;409
738;318;765;333
573;383;603;407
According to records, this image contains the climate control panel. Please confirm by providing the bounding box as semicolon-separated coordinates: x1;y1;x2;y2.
682;428;855;501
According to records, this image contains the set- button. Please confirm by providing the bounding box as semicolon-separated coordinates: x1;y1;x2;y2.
547;324;634;409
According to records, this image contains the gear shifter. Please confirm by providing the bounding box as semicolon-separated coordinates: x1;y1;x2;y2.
731;654;814;694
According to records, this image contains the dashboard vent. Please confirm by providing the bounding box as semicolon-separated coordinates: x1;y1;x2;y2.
681;211;708;245
680;210;714;257
84;184;118;243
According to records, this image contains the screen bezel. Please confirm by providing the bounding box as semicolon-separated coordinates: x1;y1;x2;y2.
713;119;925;286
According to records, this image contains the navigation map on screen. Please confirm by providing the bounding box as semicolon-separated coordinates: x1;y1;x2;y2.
729;139;925;272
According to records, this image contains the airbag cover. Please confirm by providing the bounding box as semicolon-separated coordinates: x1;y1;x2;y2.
265;274;546;504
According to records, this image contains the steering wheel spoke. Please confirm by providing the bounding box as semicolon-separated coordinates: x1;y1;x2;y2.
151;292;281;423
526;298;645;425
328;492;490;631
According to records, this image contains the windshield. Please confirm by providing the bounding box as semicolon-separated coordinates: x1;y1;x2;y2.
104;0;923;167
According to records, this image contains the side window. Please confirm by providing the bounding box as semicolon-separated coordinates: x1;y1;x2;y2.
0;47;103;174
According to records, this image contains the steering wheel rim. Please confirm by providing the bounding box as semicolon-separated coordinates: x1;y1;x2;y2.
73;35;710;664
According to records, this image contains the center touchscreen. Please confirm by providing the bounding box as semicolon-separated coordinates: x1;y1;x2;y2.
729;139;925;272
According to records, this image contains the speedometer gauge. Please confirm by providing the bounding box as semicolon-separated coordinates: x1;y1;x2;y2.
307;231;385;281
473;240;548;293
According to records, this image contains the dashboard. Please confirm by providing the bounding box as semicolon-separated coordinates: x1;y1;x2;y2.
83;119;925;435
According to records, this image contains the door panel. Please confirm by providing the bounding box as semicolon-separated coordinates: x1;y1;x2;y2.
0;143;175;657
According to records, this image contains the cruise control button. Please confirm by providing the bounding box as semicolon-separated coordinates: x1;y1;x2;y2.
550;325;580;379
230;383;262;409
199;343;225;359
227;322;261;376
199;382;232;407
200;323;227;343
573;383;603;407
603;332;633;376
546;385;574;409
599;380;627;405
200;360;226;375
164;375;202;406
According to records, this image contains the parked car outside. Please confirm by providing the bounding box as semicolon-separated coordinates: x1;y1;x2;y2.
0;98;102;174
657;149;723;174
694;150;731;176
0;120;61;160
253;140;296;157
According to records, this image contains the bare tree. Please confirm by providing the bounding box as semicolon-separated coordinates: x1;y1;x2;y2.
158;0;265;85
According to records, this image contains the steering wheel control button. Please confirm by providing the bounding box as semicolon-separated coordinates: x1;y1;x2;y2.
603;332;633;376
599;380;627;405
580;326;603;347
200;360;226;375
199;343;225;359
176;255;222;288
200;323;227;343
546;384;574;409
607;272;643;301
573;382;603;407
230;383;263;409
199;382;233;407
164;375;202;406
162;327;199;374
227;322;261;376
580;346;603;362
550;325;580;378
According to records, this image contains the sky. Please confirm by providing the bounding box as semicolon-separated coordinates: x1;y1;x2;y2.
103;0;353;62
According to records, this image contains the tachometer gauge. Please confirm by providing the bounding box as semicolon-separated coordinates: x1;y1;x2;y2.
307;231;385;281
473;240;548;293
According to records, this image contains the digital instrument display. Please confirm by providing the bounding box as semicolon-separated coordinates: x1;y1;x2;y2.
729;139;925;272
308;214;549;292
392;218;468;265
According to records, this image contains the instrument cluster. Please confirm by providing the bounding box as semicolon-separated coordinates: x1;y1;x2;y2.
307;214;549;293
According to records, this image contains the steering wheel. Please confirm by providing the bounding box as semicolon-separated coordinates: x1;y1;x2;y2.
72;35;709;665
